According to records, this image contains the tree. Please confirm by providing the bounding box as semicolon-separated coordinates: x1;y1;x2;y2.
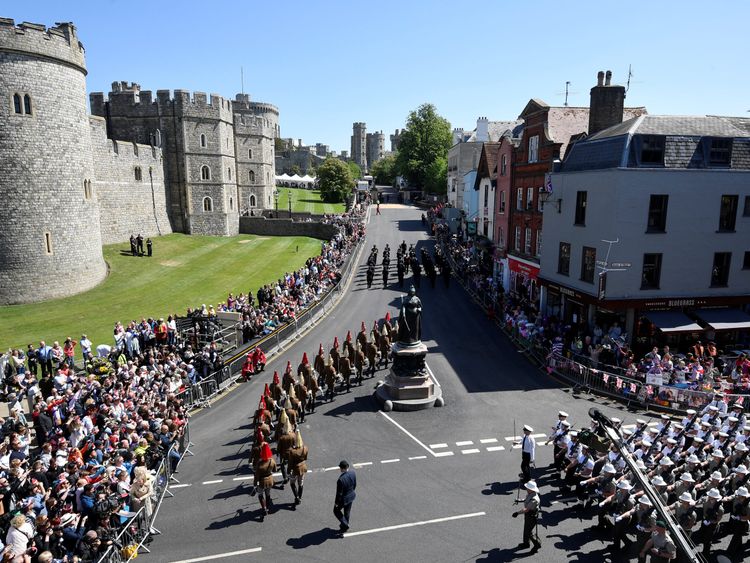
394;103;452;194
370;154;397;186
347;161;362;180
290;164;302;176
317;157;353;203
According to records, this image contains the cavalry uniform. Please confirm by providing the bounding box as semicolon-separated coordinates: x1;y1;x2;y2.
339;350;353;392
288;430;309;506
330;337;341;374
354;344;366;385
294;381;309;419
298;352;318;410
314;344;326;378
322;356;337;401
344;331;355;362
255;443;277;520
269;371;283;402
277;426;295;486
365;341;378;377
356;323;368;350
282;361;296;394
379;328;391;367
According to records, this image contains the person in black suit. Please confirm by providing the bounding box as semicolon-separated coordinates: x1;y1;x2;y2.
334;460;356;533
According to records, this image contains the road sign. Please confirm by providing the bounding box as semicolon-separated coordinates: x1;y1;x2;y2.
610;262;632;268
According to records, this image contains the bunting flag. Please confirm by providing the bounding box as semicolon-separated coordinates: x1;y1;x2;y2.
603;374;609;383
736;396;744;405
630;383;637;393
615;377;623;389
646;385;654;395
546;367;553;374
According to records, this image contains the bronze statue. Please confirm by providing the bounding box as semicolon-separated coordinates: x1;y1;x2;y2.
397;285;422;344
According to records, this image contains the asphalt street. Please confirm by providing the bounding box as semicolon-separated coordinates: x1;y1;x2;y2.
147;205;675;563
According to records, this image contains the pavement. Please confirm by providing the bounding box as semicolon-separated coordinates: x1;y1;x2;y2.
146;206;697;563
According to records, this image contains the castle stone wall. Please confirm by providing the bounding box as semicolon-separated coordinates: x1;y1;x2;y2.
0;21;106;304
239;217;337;240
89;117;172;244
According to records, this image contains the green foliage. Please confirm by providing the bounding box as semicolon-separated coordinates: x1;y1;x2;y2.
274;137;286;151
347;161;362;180
317;158;353;203
290;164;302;176
395;103;452;194
370;154;398;186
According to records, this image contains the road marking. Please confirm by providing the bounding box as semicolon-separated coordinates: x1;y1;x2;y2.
434;451;454;457
512;445;521;449
461;448;480;455
353;462;373;468
409;455;427;460
425;363;441;388
379;411;436;457
429;443;448;449
168;547;262;562
232;476;253;481
202;479;223;485
381;459;400;464
531;433;546;439
536;441;547;446
344;511;486;538
480;438;498;444
171;484;192;489
323;466;339;472
505;436;521;441
486;446;505;452
456;441;474;446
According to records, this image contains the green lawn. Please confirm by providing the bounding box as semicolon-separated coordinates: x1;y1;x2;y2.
276;187;346;215
0;233;321;356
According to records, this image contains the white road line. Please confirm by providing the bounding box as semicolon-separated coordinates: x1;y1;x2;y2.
480;438;498;444
434;451;454;457
353;462;373;468
271;472;282;478
169;547;262;563
323;466;339;472
429;443;448;449
232;476;253;481
344;511;486;538
408;455;427;460
201;479;223;485
379;411;436;457
170;484;192;489
425;363;441;388
381;458;400;464
536;441;547;446
456;441;474;446
512;445;521;449
505;436;520;441
486;446;505;452
531;433;546;439
461;448;480;455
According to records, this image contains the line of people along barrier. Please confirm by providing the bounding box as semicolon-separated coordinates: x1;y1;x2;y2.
438;239;749;418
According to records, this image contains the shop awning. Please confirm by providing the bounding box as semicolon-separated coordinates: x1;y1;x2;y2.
694;308;750;331
645;311;703;333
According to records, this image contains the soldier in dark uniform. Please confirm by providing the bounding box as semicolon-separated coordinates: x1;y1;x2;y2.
146;237;153;257
297;352;317;413
255;442;277;520
276;416;295;488
322;355;337;402
129;234;137;256
411;256;421;289
692;488;723;556
282;361;296;394
344;331;355;361
136;233;144;255
378;326;391;368
356;322;368;350
288;430;308;507
314;344;326;380
292;381;307;422
597;480;634;532
365;339;378;377
330;337;341;374
339;347;352;392
269;371;283;403
354;342;366;385
725;485;750;558
397;259;405;288
638;520;677;562
366;265;374;289
512;480;541;550
382;263;389;288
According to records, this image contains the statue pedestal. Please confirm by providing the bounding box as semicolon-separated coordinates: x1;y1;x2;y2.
374;341;443;411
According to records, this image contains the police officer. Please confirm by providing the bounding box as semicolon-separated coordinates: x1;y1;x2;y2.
512;480;541;550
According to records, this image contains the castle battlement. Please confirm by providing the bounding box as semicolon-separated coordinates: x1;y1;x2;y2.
0;18;86;73
89;116;161;161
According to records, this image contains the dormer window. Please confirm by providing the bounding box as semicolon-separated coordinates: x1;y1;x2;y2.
640;136;665;165
709;138;732;167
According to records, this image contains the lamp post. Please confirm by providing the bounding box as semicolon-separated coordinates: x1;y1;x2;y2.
288;191;293;218
274;190;279;217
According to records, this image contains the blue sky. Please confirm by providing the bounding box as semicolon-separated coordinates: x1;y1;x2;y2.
7;1;749;153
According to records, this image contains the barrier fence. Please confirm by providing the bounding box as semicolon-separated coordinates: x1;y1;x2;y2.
438;239;749;417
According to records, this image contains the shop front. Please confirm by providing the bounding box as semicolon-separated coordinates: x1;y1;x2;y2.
508;255;540;303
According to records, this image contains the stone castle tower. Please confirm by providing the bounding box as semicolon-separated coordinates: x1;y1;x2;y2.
366;131;385;168
350;122;367;172
0;19;107;304
90;84;279;236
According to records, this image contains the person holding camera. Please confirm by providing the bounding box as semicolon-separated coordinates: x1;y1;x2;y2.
512;480;541;551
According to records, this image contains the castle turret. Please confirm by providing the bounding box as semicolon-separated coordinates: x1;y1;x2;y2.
351;122;367;171
0;19;106;304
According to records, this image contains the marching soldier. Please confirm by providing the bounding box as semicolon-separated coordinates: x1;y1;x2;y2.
397;260;405;288
269;371;283;402
366;265;375;289
638;520;677;562
323;354;337;402
314;343;326;378
339;346;353;392
596;480;634;532
512;480;541;551
344;331;355;361
514;425;535;484
725;485;750;558
692;488;723;556
365;338;378;378
288;430;309;507
255;442;277;520
249;428;265;473
282;360;296;393
357;322;368;349
287;384;304;424
330;337;341;374
552;422;572;471
293;380;307;422
371;320;381;349
297;352;317;413
382;263;389;288
276;414;295;488
379;325;391;368
354;342;366;385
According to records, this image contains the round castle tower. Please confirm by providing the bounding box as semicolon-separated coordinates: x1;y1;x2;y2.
0;19;106;304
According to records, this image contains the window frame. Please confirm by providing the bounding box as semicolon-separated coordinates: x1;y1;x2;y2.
499;191;506;213
709;138;732;167
528;135;539;163
535;229;542;257
524;227;532;255
249;194;257;207
200;134;207;148
526;187;534;211
201;165;211;181
12;93;22;114
574;191;587;226
514;226;521;252
202;196;213;212
641;253;663;290
134;166;142;182
516;188;523;211
558;242;571;276
718;194;739;232
23;94;32;115
249;170;256;183
646;194;669;233
248;148;253;159
580;246;596;284
640;135;665;165
500;154;507;176
710;252;731;287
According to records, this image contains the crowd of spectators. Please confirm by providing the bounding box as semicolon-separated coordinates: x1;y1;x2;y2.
0;207;366;562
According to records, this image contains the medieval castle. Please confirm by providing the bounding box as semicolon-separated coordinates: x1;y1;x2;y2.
0;18;279;305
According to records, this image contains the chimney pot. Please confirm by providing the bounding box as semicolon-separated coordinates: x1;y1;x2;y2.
597;71;604;86
605;70;612;86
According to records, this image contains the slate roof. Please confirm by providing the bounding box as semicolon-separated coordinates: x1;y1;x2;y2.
465;119;524;142
473;142;502;189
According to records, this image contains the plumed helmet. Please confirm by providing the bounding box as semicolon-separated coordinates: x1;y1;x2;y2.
273;371;280;385
260;442;273;461
302;352;309;365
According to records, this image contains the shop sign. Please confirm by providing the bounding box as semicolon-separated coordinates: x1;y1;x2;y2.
508;257;539;280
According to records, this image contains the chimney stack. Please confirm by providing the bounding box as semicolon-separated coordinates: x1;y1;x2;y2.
588;69;626;136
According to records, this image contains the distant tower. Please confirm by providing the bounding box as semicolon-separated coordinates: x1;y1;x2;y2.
390;129;402;152
366;131;385;167
350;122;367;171
452;128;465;145
588;70;626;136
0;19;106;304
233;94;279;212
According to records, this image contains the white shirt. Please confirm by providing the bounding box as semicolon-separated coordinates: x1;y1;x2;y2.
522;434;535;462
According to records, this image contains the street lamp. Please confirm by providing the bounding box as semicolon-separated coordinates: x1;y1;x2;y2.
288;190;293;218
274;190;279;217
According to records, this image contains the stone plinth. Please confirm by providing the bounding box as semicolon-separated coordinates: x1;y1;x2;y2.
374;341;443;411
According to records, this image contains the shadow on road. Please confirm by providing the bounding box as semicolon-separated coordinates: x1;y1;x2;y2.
205;506;262;529
286;527;339;549
475;546;539;561
323;394;378;418
481;480;522;498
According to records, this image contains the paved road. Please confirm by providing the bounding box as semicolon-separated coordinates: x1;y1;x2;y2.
148;205;679;563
